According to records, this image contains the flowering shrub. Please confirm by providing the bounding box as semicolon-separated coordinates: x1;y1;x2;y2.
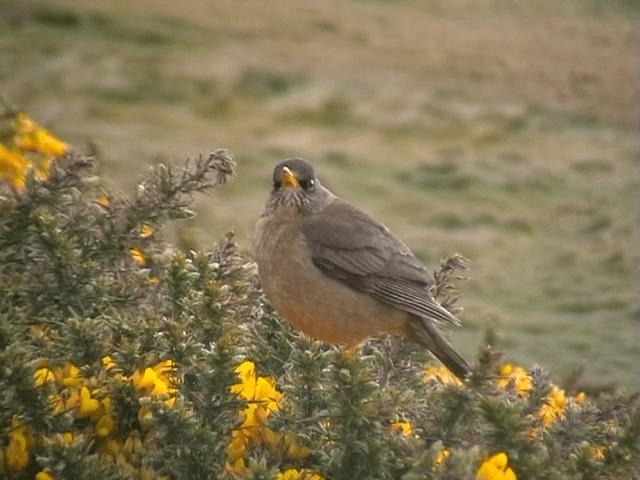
0;110;638;479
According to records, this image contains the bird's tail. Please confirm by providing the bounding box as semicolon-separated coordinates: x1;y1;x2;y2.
408;316;471;380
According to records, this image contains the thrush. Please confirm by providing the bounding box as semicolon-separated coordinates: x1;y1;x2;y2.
253;158;471;379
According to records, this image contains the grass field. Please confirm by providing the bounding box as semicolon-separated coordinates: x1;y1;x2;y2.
1;0;637;390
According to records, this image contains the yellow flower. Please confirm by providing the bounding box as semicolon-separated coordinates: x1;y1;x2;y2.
96;194;111;209
226;431;247;461
276;433;312;460
225;456;247;476
34;367;55;386
0;143;28;191
36;471;55;480
574;392;586;405
77;386;100;418
101;355;116;371
4;417;34;472
53;362;82;388
5;431;29;471
539;385;567;427
131;360;179;405
140;224;153;238
476;452;517;480
390;420;413;436
130;247;147;266
589;445;607;461
95;414;117;437
497;364;532;397
234;360;256;379
227;360;285;473
275;469;325;480
434;448;450;469
425;365;463;386
254;376;283;410
49;393;65;415
59;431;74;445
154;359;177;378
13;113;68;157
123;431;143;455
132;367;158;393
231;361;256;398
231;360;282;407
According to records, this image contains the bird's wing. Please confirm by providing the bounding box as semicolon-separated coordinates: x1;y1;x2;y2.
300;199;460;326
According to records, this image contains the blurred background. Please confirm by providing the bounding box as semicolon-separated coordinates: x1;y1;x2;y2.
1;0;637;390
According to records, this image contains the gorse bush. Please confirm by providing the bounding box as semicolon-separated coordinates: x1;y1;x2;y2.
0;110;638;480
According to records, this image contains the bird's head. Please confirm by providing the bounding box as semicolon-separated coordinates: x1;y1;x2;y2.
262;158;332;217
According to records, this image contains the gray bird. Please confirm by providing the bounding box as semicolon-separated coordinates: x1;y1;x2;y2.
254;158;471;379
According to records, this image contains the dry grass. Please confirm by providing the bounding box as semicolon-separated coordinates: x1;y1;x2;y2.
1;0;637;389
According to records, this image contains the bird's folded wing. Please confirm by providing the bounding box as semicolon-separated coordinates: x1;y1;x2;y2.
301;199;460;326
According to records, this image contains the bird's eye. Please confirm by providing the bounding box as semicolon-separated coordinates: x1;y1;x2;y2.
273;181;282;190
300;179;315;190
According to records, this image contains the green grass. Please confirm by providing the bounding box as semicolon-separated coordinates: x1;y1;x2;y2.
1;0;637;390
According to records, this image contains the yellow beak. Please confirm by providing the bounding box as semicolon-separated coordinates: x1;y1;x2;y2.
281;167;300;189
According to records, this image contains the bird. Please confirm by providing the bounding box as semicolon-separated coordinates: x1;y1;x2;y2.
253;158;471;379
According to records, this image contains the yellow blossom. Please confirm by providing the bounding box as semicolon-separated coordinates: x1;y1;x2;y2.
13;113;68;157
226;431;247;463
154;359;178;382
123;431;143;455
254;376;282;410
434;448;451;469
52;363;82;388
59;431;75;445
140;224;153;238
476;452;517;480
77;386;100;418
497;364;532;397
425;365;463;386
390;420;413;436
34;367;55;386
0;143;28;191
130;247;147;266
275;469;325;480
233;360;256;383
101;355;116;371
150;377;171;396
50;393;66;415
276;433;312;460
96;194;111;208
95;414;117;437
589;445;607;461
36;471;55;480
539;385;567;427
225;456;247;476
231;360;282;407
574;392;586;405
5;431;29;471
132;367;158;393
65;388;81;411
28;325;48;339
4;417;34;472
227;360;285;473
132;360;179;403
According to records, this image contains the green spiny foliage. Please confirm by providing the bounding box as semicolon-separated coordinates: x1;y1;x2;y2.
0;144;638;480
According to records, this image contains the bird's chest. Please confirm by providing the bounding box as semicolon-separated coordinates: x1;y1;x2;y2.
253;216;406;345
254;216;321;319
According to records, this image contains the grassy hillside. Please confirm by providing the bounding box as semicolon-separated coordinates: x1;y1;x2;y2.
1;0;637;389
